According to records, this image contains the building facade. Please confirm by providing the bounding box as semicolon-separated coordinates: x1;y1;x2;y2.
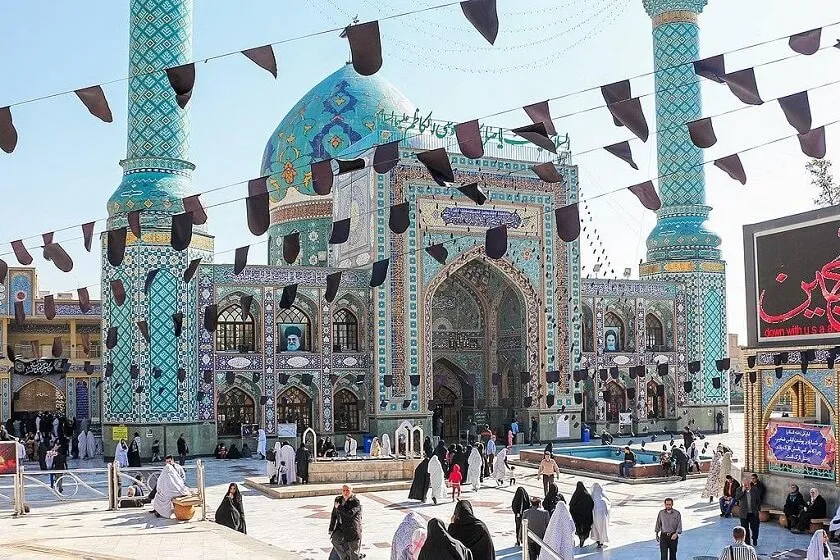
0;267;103;426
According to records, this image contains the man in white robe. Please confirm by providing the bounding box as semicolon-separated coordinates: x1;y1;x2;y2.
344;435;358;457
591;482;611;547
279;442;297;484
152;463;191;518
428;455;446;505
467;445;483;492
540;501;576;560
257;428;267;460
381;434;392;457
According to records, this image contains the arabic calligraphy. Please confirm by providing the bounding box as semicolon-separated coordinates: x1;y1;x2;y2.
766;422;835;471
378;109;571;152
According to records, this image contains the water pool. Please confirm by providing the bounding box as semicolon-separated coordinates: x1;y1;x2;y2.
556;446;663;464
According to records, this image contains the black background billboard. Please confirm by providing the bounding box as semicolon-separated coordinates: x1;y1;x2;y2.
745;208;840;348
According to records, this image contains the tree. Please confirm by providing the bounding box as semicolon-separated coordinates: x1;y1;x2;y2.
806;159;840;207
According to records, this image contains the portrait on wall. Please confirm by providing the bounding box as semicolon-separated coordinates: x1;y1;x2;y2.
280;324;307;352
603;327;621;352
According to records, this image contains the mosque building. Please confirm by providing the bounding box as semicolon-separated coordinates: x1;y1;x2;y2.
1;0;729;458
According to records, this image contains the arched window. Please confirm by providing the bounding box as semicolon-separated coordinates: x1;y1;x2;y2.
333;309;359;352
604;381;626;423
582;304;594;352
646;380;665;419
603;312;624;352
645;314;665;351
277;306;312;352
217;387;256;436
216;305;256;352
277;387;312;431
334;389;360;431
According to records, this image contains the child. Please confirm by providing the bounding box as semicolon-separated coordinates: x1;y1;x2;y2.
279;460;288;485
449;464;462;502
151;439;161;463
508;465;516;486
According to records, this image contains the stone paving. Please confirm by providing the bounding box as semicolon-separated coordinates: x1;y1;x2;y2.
0;414;835;559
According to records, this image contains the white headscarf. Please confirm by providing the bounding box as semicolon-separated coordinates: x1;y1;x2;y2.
428;455;446;501
493;447;509;481
591;482;611;544
152;463;190;518
539;501;576;560
467;447;483;488
381;433;392;456
807;529;834;560
829;503;840;533
391;512;424;560
114;440;128;467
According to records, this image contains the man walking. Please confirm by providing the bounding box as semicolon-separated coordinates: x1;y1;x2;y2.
736;476;762;546
329;484;363;560
718;526;758;560
522;497;550;560
176;433;188;466
538;451;559;496
530;416;539;445
654;497;682;560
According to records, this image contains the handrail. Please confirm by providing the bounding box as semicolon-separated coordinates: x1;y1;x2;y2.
521;519;566;560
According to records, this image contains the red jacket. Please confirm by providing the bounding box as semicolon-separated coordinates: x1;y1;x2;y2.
449;464;463;484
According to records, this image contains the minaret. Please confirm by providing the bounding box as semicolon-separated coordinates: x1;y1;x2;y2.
640;0;729;423
102;0;214;453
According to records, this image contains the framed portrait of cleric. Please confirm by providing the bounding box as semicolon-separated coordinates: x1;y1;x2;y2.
603;327;621;352
279;323;309;352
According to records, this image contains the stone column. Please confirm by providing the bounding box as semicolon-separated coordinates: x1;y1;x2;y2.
101;0;214;452
640;0;728;415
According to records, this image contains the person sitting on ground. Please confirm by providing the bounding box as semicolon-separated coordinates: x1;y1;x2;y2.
214;442;227;459
152;462;191;518
241;443;252;459
226;444;241;459
600;430;614;446
792;488;827;534
660;451;673;476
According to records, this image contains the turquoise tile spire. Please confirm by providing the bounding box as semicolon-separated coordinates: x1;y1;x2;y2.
640;0;728;408
102;0;213;428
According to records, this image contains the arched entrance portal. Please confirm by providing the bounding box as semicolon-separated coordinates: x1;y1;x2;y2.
14;379;63;415
427;256;531;439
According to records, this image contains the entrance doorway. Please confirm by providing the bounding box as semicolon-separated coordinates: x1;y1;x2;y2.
435;386;460;440
13;379;63;417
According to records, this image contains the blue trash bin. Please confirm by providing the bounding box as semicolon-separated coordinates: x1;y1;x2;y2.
582;426;591;443
362;434;374;454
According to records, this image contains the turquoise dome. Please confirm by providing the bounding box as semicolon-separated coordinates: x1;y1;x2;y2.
261;63;416;202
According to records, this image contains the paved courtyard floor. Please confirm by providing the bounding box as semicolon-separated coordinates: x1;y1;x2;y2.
0;413;835;559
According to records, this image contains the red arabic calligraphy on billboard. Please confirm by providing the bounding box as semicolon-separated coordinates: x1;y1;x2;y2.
0;441;18;475
745;210;840;348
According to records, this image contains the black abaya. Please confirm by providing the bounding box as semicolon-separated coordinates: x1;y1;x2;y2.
423;437;434;459
452;449;468;478
418;519;472;560
215;487;246;534
543;483;562;516
434;441;448;475
511;487;530;546
448;501;495;560
408;457;431;501
569;481;594;545
128;438;141;467
295;444;311;483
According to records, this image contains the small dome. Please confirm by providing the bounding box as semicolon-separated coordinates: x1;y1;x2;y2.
261;64;416;202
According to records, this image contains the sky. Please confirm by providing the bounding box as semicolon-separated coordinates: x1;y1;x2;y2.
1;0;840;342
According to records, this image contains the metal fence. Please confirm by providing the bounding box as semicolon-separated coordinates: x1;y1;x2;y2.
8;460;205;518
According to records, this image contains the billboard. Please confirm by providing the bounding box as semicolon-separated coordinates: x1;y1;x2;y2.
0;441;18;475
765;420;836;480
744;205;840;348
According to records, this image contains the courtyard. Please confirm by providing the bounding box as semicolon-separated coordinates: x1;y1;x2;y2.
1;413;835;559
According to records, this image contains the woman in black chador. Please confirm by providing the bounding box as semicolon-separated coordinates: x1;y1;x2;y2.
543;482;563;516
448;500;495;560
295;442;312;484
434;440;448;475
569;481;595;547
418;518;472;560
511;486;530;546
215;483;246;534
408;454;431;502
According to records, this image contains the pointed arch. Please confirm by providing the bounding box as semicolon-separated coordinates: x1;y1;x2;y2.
604;380;626;422
762;374;836;429
216;304;257;352
217;387;256;436
334;388;360;432
423;247;541;408
277;386;313;431
645;313;665;351
15;379;62;412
